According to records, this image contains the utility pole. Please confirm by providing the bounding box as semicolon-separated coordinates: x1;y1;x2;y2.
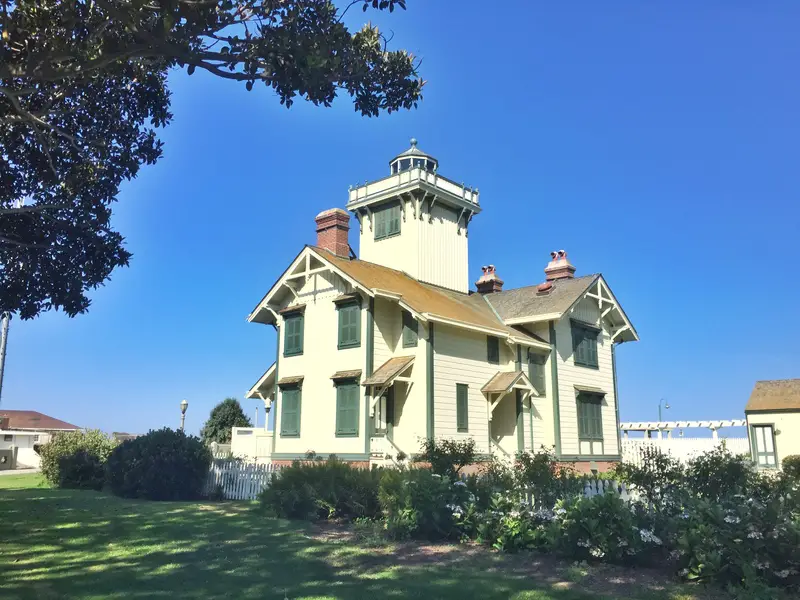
0;312;10;409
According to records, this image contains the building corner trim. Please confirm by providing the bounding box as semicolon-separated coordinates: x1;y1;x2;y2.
549;322;562;457
426;322;435;439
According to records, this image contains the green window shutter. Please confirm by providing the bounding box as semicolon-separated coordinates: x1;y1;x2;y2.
338;303;361;349
572;324;598;368
284;314;304;356
280;388;301;436
456;384;469;432
388;203;401;235
527;351;547;395
336;383;360;436
402;310;418;347
487;336;499;364
374;208;386;240
577;393;603;440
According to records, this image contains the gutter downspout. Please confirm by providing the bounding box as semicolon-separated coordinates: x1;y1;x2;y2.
515;345;524;453
271;323;280;456
612;342;622;457
365;298;375;456
426;322;435;439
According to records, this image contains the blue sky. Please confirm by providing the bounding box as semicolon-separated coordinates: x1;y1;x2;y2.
2;2;799;436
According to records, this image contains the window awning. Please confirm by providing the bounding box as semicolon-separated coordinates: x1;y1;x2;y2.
331;369;363;381
362;356;415;387
481;370;537;421
574;385;606;395
277;376;304;388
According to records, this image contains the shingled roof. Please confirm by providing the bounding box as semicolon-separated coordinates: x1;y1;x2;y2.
483;275;599;321
317;248;546;346
745;379;800;412
0;410;79;431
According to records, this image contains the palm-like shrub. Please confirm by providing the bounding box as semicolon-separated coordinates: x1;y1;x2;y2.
106;428;211;500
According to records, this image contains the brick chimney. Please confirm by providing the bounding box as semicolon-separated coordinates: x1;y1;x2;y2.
475;265;504;294
315;208;350;258
544;250;576;281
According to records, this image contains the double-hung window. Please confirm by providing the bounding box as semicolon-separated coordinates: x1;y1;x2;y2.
402;310;418;347
487;336;500;364
283;312;304;357
337;301;361;349
280;386;302;437
577;392;604;455
373;390;393;436
571;321;599;369
374;202;401;240
751;424;777;468
335;380;360;437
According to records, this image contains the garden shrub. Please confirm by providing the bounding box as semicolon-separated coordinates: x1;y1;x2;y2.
414;437;476;479
378;468;470;540
259;458;381;520
551;492;663;564
39;429;116;489
674;493;800;591
782;455;800;482
613;446;685;510
514;448;584;508
106;428;211;500
686;445;757;502
463;492;554;552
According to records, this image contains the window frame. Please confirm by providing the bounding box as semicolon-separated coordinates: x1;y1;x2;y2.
750;424;778;469
335;380;361;438
374;201;401;241
487;336;500;365
283;312;305;357
576;392;604;441
337;301;362;350
456;383;469;433
571;320;599;369
402;310;418;348
280;386;302;438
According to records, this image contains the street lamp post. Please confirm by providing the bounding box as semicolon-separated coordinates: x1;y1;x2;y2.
658;398;670;422
180;399;189;432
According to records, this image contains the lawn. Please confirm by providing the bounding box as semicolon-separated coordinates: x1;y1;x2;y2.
0;473;724;600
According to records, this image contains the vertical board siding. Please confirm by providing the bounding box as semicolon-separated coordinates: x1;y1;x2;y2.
275;271;367;456
528;324;554;452
555;297;619;456
418;204;468;293
433;324;515;453
373;297;399;367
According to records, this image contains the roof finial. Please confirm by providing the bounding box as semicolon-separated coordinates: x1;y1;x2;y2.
410;137;418;148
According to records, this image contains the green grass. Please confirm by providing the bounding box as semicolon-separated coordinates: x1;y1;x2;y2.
0;479;723;600
0;472;48;489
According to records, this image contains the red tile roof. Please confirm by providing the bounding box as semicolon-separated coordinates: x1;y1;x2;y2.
0;410;79;431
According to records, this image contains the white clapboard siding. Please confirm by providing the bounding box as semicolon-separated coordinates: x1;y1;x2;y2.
622;437;750;467
205;461;281;500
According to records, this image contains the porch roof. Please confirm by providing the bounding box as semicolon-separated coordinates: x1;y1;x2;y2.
362;356;415;387
245;363;276;400
481;370;533;394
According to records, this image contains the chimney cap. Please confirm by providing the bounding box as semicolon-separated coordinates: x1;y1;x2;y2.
544;250;576;281
476;264;504;294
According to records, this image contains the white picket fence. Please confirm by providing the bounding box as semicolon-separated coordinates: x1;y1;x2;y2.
205;460;281;500
622;437;750;467
583;478;637;501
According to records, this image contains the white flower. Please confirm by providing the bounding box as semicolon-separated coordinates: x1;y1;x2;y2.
554;507;567;516
775;569;793;579
577;539;591;548
453;480;467;487
724;515;741;524
746;531;763;539
589;547;605;558
639;529;662;545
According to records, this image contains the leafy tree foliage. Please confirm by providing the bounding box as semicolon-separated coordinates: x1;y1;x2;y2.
1;0;421;318
201;397;252;444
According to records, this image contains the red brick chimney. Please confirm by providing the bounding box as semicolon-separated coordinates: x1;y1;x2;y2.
475;265;504;294
315;208;351;258
544;250;576;281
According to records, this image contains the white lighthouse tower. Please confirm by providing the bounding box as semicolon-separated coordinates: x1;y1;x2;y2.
346;139;481;293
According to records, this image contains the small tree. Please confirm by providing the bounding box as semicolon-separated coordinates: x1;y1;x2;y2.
200;398;252;444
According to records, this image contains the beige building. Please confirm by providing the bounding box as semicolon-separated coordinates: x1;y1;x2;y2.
246;141;638;471
745;379;800;469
